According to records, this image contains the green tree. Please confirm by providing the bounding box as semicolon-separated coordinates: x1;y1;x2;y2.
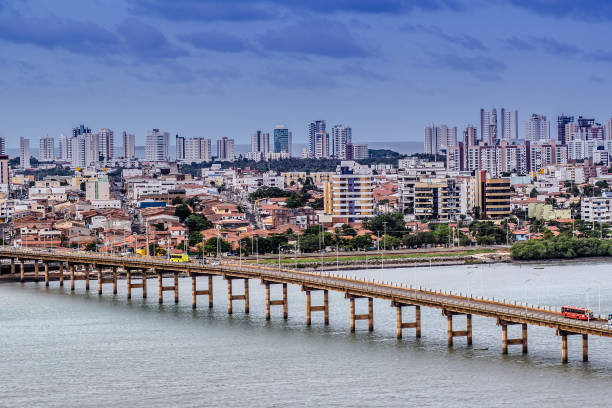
171;197;184;205
85;242;97;251
363;213;406;237
174;204;192;222
189;231;203;247
185;214;213;232
350;234;373;250
530;188;539;198
203;237;231;255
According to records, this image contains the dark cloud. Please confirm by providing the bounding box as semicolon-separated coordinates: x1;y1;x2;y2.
506;0;612;22
116;18;189;59
401;24;487;50
259;19;371;58
428;53;507;81
0;15;119;55
179;31;250;53
501;36;536;51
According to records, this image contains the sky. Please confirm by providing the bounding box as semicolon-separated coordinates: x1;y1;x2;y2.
1;0;612;148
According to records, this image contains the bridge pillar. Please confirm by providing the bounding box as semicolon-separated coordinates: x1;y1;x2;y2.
583;334;588;362
393;302;421;339
142;270;147;299
44;263;49;287
126;270;132;299
157;271;163;304
85;265;90;291
113;267;118;294
191;274;213;309
59;262;64;287
70;264;75;291
302;287;329;326
174;272;179;304
562;333;568;364
20;260;24;283
499;320;527;354
97;268;103;294
556;330;586;363
10;258;14;274
444;310;472;347
225;276;249;314
158;270;179;304
34;260;39;283
347;295;373;332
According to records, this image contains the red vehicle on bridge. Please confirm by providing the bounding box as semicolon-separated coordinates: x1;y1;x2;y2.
561;306;593;320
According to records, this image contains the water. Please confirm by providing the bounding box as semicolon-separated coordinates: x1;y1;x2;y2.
2;260;612;407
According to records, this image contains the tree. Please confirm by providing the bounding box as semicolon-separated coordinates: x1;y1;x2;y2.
189;231;203;246
381;234;401;249
363;213;406;237
171;197;184;205
185;214;213;232
174;204;192;222
85;242;97;251
203;237;231;255
350;234;372;250
342;224;357;237
530;188;539;198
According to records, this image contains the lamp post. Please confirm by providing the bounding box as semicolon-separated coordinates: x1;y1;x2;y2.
523;278;532;316
278;244;281;273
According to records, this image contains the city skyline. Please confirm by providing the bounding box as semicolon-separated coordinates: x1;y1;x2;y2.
2;1;612;147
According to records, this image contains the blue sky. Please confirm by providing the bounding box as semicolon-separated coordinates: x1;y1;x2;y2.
1;0;612;148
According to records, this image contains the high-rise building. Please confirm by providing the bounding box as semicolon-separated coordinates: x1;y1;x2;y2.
439;125;457;149
216;137;234;161
250;131;270;154
0;137;5;155
19;137;30;169
71;133;92;168
122;131;135;159
557;115;574;144
273;125;292;155
480;108;498;145
605;118;612;141
475;170;511;219
72;124;91;138
525;114;550;141
184;138;212;162
0;155;9;186
413;178;458;220
314;132;330;158
501;109;518;140
463;125;477;147
308;120;326;158
323;161;374;222
331;125;352;159
346;143;369;160
96;128;114;161
176;135;185;161
424;125;439;155
39;135;54;162
145;129;170;162
59;133;71;161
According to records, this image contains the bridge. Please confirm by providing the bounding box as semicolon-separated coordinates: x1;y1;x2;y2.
1;247;609;364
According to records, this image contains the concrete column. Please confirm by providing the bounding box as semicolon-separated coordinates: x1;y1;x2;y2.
70;264;75;291
59;263;64;287
113;268;118;294
44;263;49;287
174;272;179;304
208;275;214;308
34;260;39;283
583;334;588;362
415;306;421;338
265;283;271;320
20;260;24;283
142;270;147;298
282;283;288;319
562;333;568;364
368;297;374;332
522;324;528;354
396;305;403;339
10;258;14;274
324;290;329;326
227;278;233;314
447;315;454;347
158;272;163;304
306;290;312;326
349;297;355;332
467;314;472;346
192;275;197;309
97;269;102;294
126;270;132;300
243;279;249;314
85;265;90;291
502;324;508;354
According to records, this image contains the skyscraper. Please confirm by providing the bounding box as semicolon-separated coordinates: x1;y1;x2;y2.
463;125;477;147
332;125;352;159
216;137;234;161
424;125;439;155
0;137;5;155
184;138;212;162
19;137;30;169
176;134;185;161
122;131;135;159
273;125;292;155
250;131;270;154
314;132;330;158
72;124;91;138
59;133;72;161
39;135;54;162
439;125;457;149
557;115;574;144
501;109;518;140
145;129;170;162
525;114;550;141
71;133;92;168
96;128;114;161
308;120;326;158
480;108;497;145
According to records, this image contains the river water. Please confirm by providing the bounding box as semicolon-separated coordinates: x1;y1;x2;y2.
2;260;612;407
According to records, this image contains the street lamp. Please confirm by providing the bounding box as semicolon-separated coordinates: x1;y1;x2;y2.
523;278;532;315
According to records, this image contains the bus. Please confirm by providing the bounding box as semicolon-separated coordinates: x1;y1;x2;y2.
561;306;593;320
170;254;189;263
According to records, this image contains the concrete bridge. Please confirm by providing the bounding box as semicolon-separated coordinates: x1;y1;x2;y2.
2;247;609;364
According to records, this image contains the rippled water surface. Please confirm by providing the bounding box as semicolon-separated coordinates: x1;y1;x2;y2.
2;260;612;407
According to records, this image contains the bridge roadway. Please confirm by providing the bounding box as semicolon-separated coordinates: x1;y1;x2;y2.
1;247;608;364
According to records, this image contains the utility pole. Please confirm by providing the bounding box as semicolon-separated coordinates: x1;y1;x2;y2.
146;222;150;256
382;221;387;270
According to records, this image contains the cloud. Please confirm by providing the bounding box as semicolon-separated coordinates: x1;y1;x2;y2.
259;19;371;58
260;67;340;89
506;0;612;22
502;36;612;64
179;31;249;53
0;15;120;55
589;74;606;84
341;64;388;81
428;53;507;81
401;24;487;50
116;18;188;60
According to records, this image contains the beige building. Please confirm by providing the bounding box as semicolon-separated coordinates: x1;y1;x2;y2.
323;161;374;222
86;176;110;202
413;178;458;220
